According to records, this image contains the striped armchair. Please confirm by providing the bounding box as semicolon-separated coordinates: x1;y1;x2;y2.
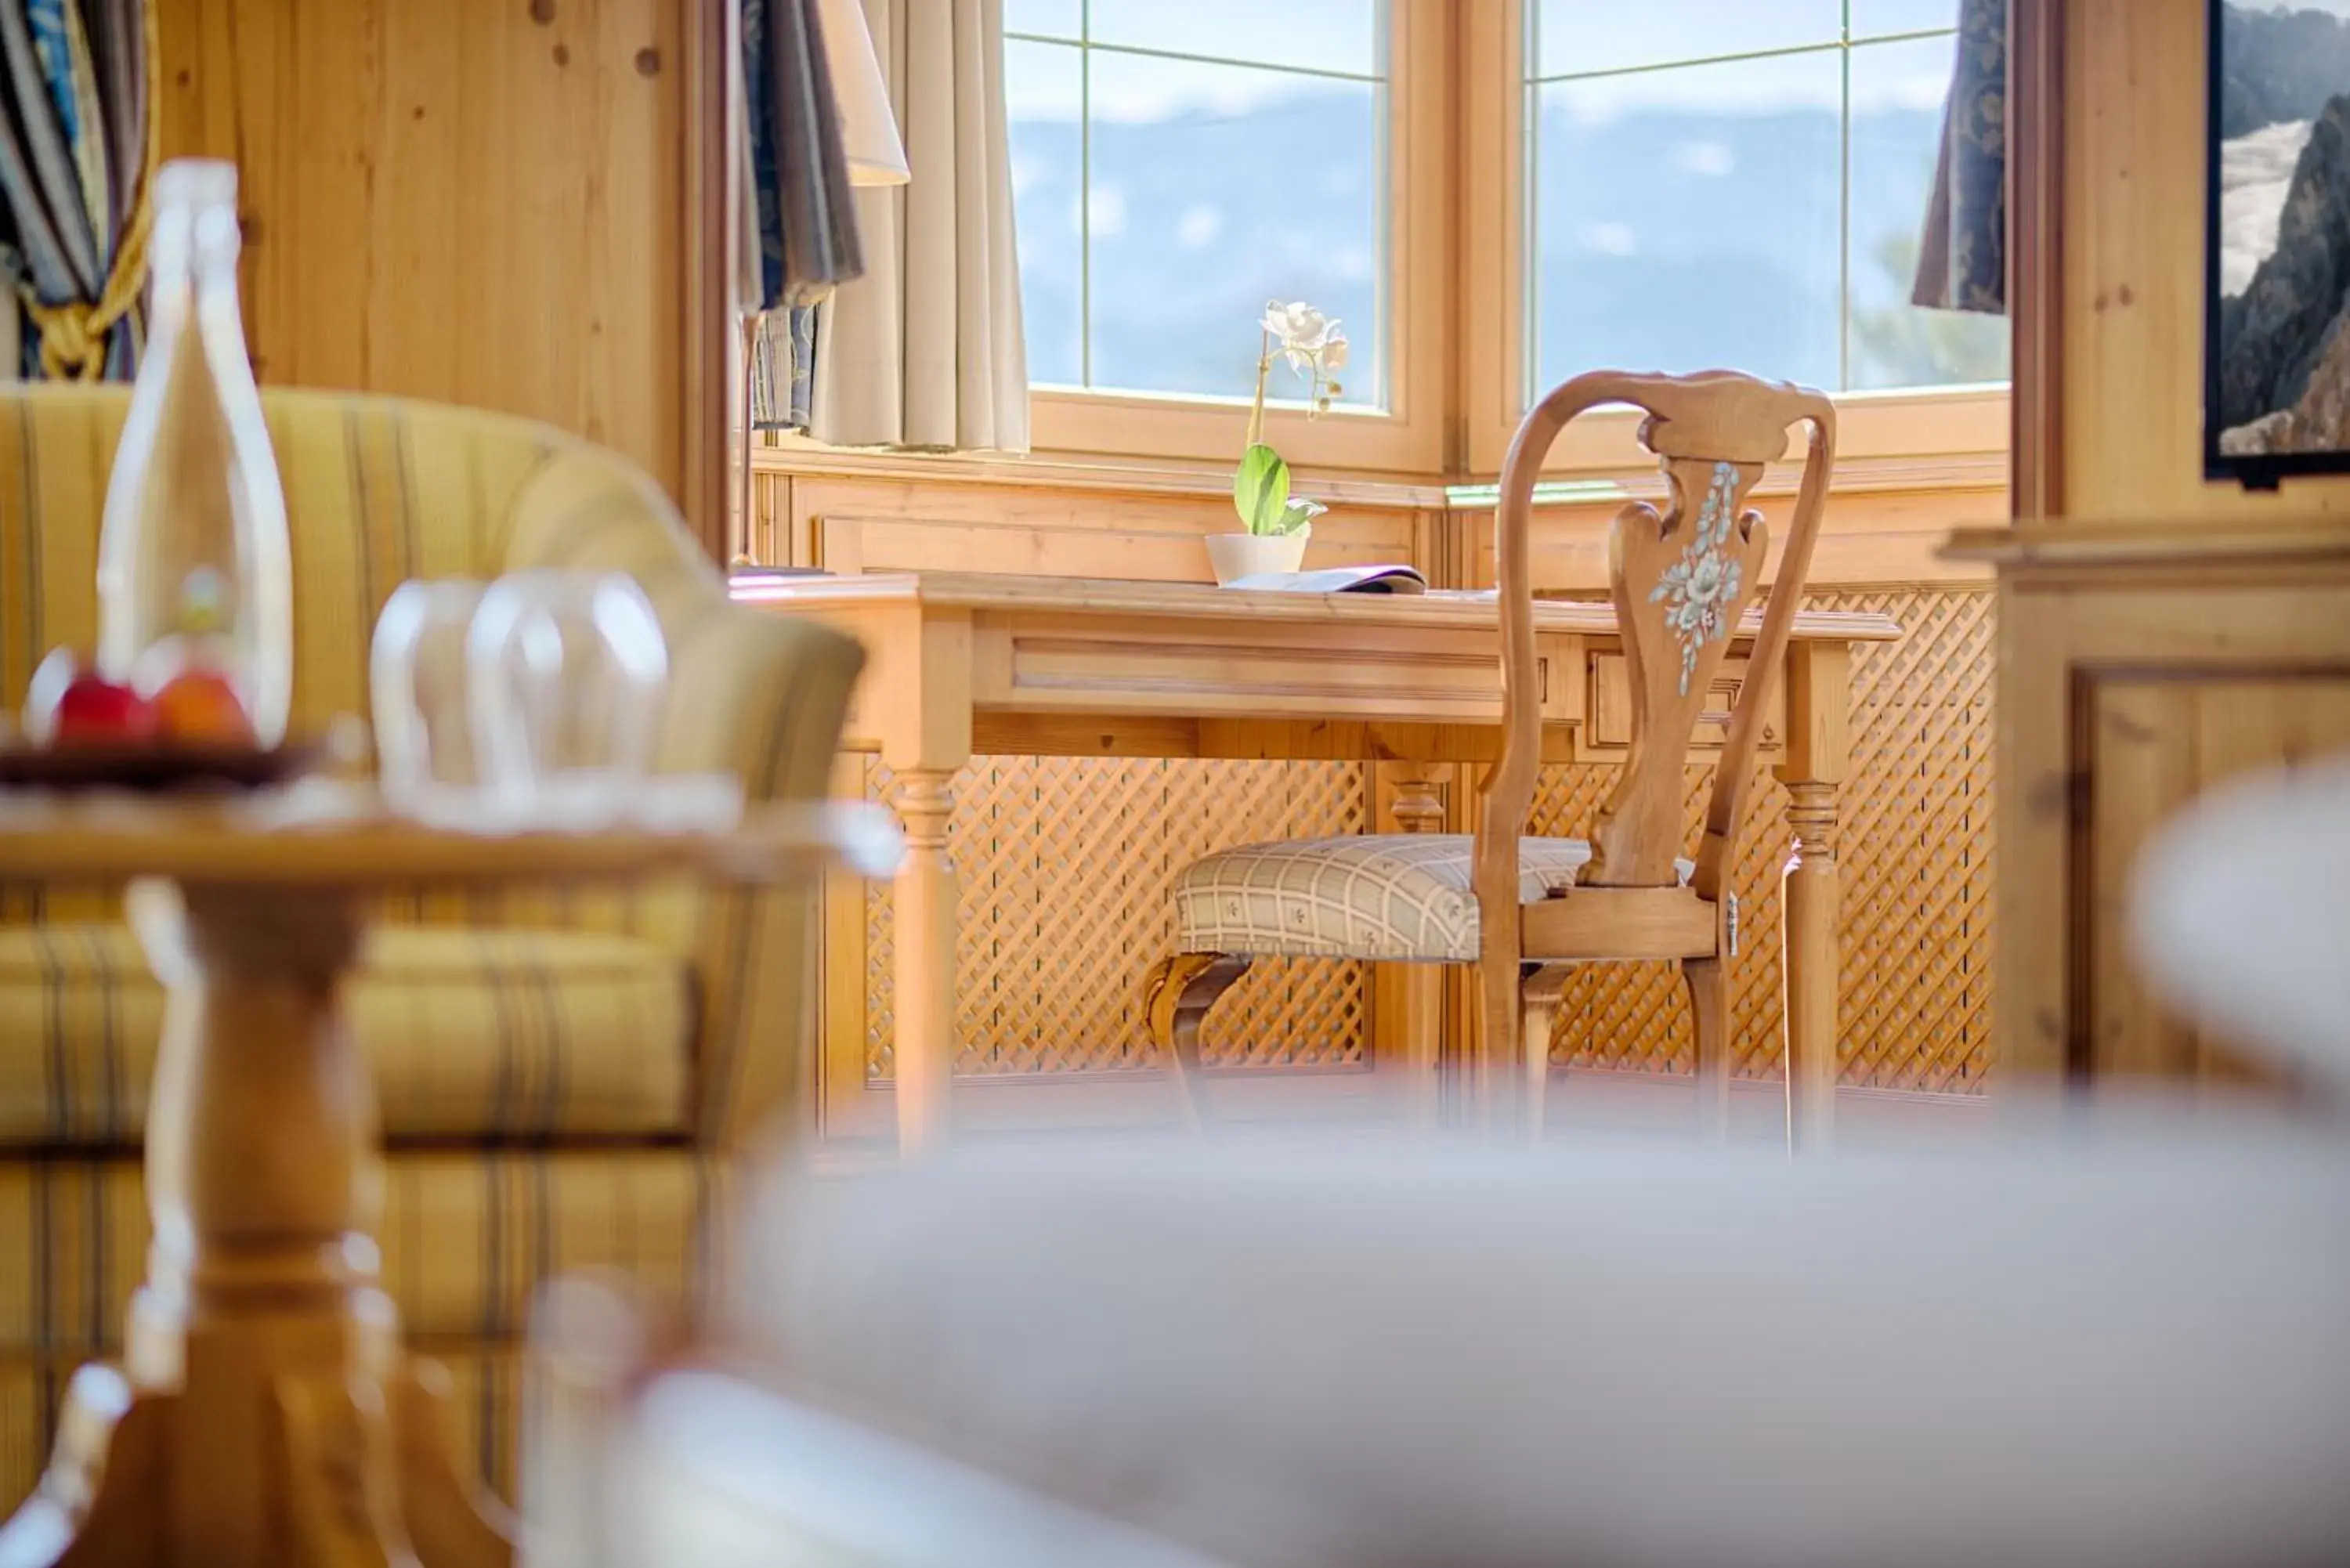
0;385;862;1504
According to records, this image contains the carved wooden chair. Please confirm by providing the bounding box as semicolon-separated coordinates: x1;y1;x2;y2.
1143;370;1835;1133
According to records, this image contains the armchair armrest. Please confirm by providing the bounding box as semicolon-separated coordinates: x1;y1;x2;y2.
501;446;865;1147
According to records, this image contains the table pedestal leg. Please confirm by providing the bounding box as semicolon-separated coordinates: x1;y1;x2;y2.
0;884;512;1568
891;769;960;1156
1775;642;1850;1154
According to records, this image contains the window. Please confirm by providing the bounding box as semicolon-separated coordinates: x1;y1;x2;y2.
1003;1;1389;410
1524;1;2008;397
979;2;2005;479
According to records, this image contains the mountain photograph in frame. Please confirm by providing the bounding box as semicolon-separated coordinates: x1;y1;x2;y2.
2207;0;2350;485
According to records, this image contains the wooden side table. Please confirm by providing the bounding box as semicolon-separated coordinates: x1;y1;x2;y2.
0;788;898;1568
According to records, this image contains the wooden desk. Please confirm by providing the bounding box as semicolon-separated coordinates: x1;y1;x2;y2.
732;571;1900;1153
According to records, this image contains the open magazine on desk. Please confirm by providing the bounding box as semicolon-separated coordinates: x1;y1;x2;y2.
1220;564;1428;594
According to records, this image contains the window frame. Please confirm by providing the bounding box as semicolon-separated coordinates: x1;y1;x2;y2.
1460;0;2006;482
1021;0;1451;475
1011;0;2007;484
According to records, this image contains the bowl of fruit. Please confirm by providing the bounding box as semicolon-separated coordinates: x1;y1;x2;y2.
0;642;315;792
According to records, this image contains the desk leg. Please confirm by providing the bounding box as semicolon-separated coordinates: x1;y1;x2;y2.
1376;761;1449;1128
892;768;960;1156
1775;643;1851;1154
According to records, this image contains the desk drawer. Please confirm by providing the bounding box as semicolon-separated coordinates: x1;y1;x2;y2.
1587;653;1780;754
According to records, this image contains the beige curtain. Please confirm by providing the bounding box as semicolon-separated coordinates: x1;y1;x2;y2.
812;0;1029;452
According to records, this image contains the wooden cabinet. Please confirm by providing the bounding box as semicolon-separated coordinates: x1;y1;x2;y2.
1948;519;2350;1091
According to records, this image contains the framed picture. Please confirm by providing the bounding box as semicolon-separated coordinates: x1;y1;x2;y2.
2207;0;2350;486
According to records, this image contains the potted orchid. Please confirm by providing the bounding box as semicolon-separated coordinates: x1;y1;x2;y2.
1207;300;1349;585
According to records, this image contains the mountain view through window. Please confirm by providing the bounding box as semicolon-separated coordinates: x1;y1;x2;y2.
1004;0;1386;407
1528;1;2007;395
1001;3;2006;410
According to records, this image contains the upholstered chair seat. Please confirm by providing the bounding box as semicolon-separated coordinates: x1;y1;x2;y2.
1174;836;1692;963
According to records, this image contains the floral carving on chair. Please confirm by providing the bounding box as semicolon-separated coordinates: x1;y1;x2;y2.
1648;461;1744;695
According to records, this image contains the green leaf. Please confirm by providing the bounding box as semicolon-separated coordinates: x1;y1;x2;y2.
1233;443;1291;536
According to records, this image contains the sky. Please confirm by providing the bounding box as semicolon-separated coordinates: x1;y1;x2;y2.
1004;1;1958;122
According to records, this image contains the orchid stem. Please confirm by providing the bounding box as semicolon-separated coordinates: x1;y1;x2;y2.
1246;325;1271;450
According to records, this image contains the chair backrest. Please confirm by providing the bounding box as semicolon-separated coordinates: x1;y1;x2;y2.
0;381;731;730
1483;370;1835;900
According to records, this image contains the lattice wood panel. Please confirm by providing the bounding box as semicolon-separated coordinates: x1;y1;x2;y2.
859;587;1994;1094
864;759;1369;1078
1535;587;1995;1091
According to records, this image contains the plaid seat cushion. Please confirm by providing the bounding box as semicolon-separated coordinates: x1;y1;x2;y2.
1174;835;1690;962
0;923;692;1145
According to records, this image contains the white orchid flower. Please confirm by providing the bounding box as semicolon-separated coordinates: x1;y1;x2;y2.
1320;329;1350;374
1264;301;1331;349
1263;301;1337;374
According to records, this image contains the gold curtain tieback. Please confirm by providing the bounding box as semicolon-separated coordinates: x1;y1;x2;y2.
16;2;162;383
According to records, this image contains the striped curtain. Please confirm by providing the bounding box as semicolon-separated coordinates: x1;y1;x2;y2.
0;0;153;381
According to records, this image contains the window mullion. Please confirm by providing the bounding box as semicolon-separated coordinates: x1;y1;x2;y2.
1839;9;1853;391
1523;0;1541;406
1079;0;1093;389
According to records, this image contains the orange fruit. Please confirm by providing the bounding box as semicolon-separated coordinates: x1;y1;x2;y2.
150;667;255;745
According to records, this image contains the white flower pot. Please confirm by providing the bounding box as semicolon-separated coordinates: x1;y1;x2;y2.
1205;529;1310;585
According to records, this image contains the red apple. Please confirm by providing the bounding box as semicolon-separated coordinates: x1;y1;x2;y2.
56;688;159;749
24;649;157;746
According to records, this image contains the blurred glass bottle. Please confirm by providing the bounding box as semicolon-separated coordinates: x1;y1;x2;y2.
96;159;292;745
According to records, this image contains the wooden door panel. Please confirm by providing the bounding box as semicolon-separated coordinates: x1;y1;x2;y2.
2085;674;2350;1086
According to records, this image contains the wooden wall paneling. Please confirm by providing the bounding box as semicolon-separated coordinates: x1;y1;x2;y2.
157;0;729;554
681;0;732;551
790;479;1425;581
2009;0;2065;519
1462;487;2003;597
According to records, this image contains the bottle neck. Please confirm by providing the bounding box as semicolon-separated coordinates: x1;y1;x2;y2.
147;204;242;332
